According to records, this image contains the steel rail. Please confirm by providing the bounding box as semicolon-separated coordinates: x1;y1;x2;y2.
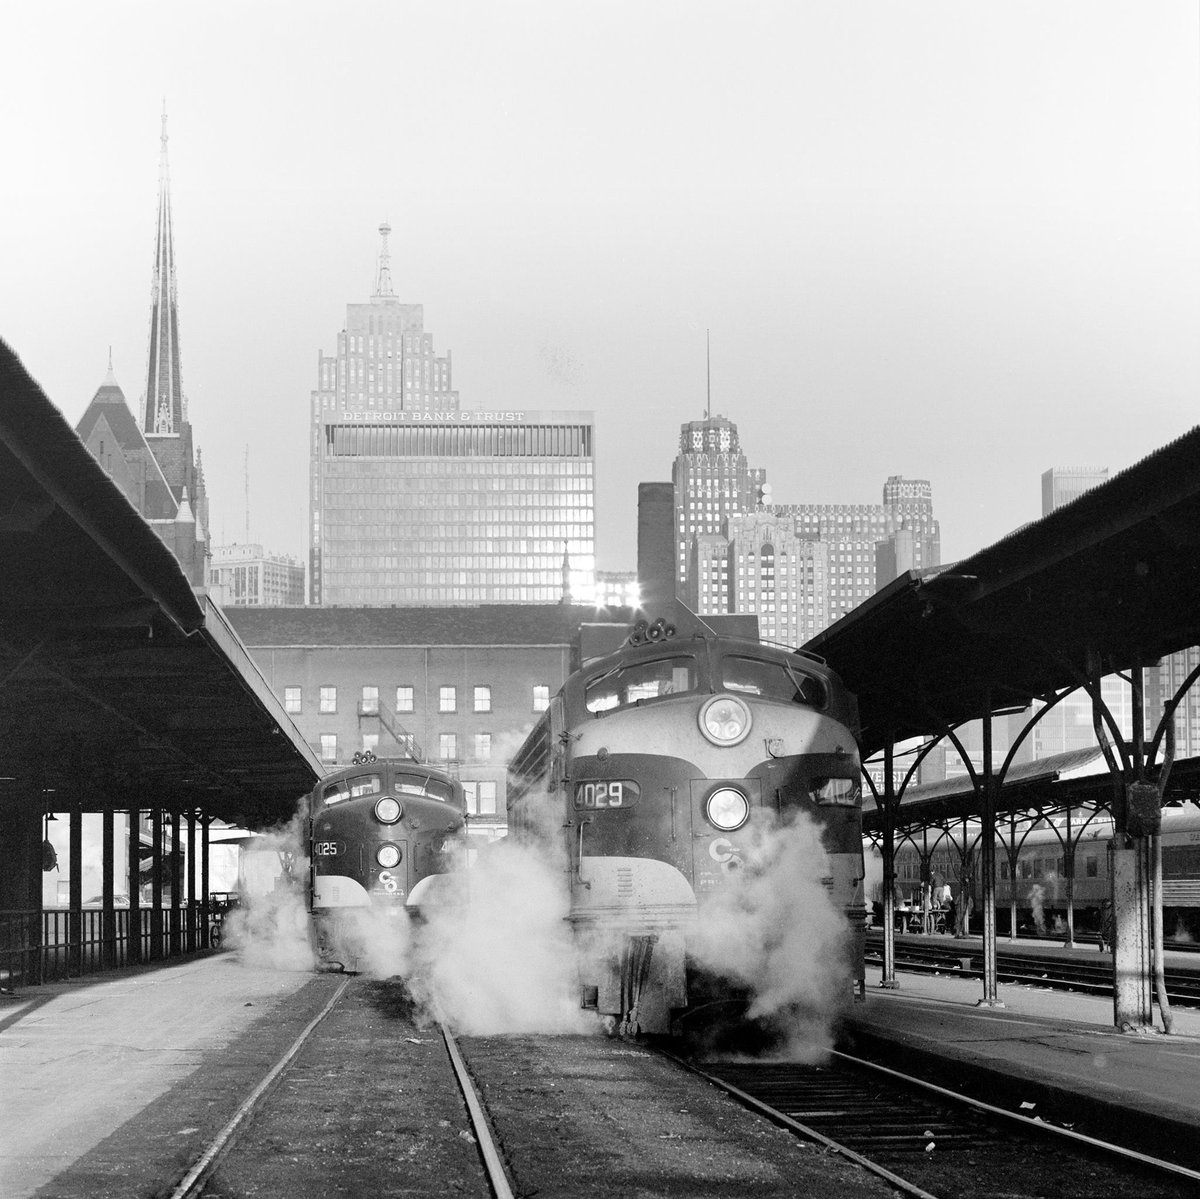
441;1023;516;1199
662;1049;941;1199
167;976;351;1199
830;1047;1200;1187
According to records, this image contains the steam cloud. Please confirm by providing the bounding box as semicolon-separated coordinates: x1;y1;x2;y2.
688;810;853;1058
222;798;854;1055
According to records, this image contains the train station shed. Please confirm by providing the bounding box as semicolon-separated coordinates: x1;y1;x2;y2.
806;423;1200;1028
0;340;322;984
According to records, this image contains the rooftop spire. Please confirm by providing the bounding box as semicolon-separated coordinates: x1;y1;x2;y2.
142;103;184;437
373;221;397;300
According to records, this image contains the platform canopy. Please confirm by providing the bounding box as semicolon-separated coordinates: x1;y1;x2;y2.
806;426;1200;759
0;340;322;826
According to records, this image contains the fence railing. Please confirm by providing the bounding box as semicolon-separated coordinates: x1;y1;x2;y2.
0;905;216;988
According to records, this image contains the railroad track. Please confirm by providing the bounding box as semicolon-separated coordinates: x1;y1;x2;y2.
166;977;512;1199
865;932;1200;1004
677;1049;1200;1199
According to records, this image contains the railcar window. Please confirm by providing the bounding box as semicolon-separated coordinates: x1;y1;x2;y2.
585;656;698;713
721;655;826;707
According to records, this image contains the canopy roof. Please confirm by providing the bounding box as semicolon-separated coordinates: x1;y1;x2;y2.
807;426;1200;757
0;340;321;826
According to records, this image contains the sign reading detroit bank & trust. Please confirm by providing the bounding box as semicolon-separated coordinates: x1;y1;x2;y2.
337;409;527;422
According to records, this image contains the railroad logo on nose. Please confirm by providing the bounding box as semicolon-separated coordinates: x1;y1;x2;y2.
709;838;743;871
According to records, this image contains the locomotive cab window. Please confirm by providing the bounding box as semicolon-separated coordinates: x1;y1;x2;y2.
721;655;826;707
394;772;458;805
585;655;698;713
322;773;382;805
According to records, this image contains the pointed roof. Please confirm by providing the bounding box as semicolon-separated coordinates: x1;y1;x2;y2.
142;106;184;438
76;362;178;519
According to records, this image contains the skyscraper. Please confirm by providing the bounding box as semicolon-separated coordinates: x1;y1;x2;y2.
76;112;208;587
671;413;939;641
1041;466;1109;517
309;229;595;606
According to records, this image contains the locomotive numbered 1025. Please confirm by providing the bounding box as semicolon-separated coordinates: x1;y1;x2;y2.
307;752;465;967
507;625;867;1036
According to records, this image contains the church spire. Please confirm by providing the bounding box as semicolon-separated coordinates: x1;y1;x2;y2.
142;104;184;437
373;221;398;301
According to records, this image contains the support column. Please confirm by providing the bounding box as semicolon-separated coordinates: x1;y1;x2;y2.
102;809;116;970
1063;806;1076;948
68;808;82;977
201;816;212;950
187;810;198;953
979;703;1002;1007
880;740;899;989
150;809;164;961
127;809;142;964
1111;653;1153;1030
170;810;183;957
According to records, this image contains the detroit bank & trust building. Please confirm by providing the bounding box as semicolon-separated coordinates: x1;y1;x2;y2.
308;225;596;607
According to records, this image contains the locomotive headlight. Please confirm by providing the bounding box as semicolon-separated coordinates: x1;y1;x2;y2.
374;797;403;824
376;843;402;869
699;694;752;747
706;787;750;831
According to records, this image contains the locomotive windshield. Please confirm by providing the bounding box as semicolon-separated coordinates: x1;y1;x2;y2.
720;654;826;707
393;771;458;805
321;773;383;805
585;653;699;713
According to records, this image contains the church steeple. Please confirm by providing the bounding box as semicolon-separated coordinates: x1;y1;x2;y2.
142;104;184;438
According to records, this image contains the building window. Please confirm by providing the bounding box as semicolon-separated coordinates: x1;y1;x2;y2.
477;780;498;815
319;686;337;714
396;685;414;714
474;733;492;761
533;684;550;712
474;685;492;713
361;685;379;715
362;733;379;755
397;733;416;758
439;733;458;761
320;734;337;763
284;686;301;714
440;686;457;713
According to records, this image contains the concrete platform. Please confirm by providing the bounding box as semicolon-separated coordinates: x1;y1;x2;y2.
848;940;1200;1165
0;954;326;1199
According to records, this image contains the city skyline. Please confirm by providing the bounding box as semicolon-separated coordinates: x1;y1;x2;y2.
4;3;1199;576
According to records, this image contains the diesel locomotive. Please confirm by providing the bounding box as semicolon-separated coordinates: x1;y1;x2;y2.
507;622;867;1037
307;752;465;967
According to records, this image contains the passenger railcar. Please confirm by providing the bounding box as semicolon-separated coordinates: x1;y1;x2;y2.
507;623;866;1036
888;806;1200;940
307;752;465;965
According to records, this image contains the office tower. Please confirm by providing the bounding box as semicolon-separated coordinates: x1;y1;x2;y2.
1033;465;1132;757
76;113;208;587
671;413;939;638
209;544;306;606
310;229;595;605
672;416;767;594
1042;466;1109;517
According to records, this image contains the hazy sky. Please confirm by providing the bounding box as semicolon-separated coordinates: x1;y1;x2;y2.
4;2;1199;573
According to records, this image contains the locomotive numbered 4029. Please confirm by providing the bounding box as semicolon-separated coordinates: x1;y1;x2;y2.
307;752;465;966
508;626;866;1035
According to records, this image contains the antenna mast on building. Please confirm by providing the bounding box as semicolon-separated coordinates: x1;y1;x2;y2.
705;329;711;420
374;220;397;300
244;444;249;541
